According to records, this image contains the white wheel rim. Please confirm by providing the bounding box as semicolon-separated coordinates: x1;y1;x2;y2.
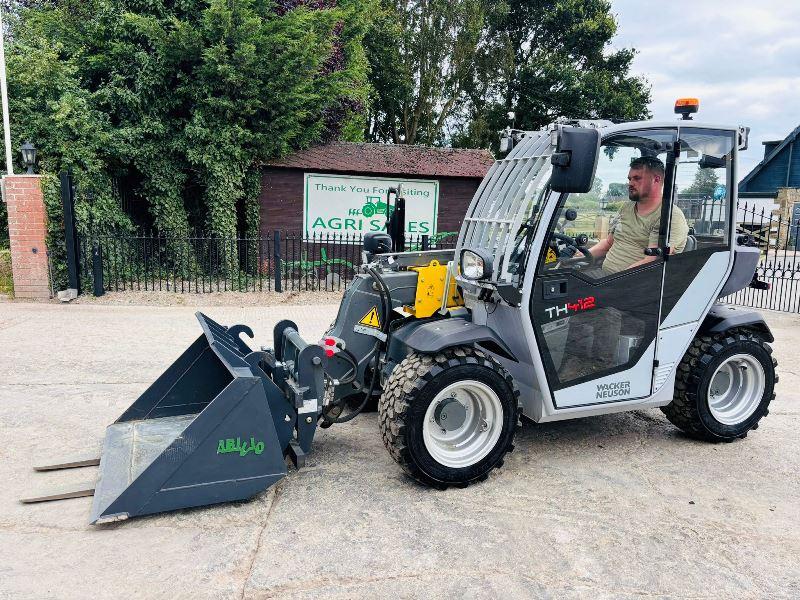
422;380;504;468
707;353;765;425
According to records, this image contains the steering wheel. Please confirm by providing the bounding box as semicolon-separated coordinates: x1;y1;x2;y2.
551;233;595;267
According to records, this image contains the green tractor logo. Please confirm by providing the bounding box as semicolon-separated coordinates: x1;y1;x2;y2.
361;195;395;218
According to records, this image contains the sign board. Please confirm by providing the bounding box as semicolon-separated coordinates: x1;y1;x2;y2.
304;174;438;237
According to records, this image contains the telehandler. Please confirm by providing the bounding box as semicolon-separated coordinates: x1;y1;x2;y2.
25;99;778;523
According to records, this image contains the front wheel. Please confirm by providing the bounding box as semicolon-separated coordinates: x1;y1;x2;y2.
661;328;777;441
379;347;519;488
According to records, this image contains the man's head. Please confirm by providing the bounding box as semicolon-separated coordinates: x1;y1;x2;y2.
628;156;665;202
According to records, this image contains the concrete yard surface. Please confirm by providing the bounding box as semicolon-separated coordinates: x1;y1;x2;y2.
0;302;798;599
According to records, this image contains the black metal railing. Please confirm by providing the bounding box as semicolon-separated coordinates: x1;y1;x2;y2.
725;202;800;313
78;230;458;294
75;202;800;312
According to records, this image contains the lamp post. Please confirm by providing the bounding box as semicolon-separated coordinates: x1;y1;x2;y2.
21;141;36;174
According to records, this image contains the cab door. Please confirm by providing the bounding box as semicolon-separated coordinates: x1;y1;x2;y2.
530;128;678;408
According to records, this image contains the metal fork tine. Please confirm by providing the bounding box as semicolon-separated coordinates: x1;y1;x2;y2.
33;455;101;472
20;482;95;504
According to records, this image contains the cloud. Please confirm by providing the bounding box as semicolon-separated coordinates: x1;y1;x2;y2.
610;0;800;176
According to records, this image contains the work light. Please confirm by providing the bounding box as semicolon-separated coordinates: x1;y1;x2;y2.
460;248;493;280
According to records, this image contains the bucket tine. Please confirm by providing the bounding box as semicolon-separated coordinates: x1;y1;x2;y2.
34;456;100;472
21;482;95;504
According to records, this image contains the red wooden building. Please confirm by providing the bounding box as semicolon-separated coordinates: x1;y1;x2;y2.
259;142;494;237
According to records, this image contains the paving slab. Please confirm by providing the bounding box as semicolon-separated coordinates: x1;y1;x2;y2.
0;302;798;599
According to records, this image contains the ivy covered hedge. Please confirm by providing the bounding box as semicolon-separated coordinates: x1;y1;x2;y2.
5;0;371;252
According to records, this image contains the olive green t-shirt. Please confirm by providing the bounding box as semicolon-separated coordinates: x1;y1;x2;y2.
602;202;689;274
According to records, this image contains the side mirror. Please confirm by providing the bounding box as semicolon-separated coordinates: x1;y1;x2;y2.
364;232;392;256
550;126;601;193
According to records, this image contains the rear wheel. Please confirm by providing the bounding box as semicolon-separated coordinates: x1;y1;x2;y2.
379;347;519;488
661;329;777;441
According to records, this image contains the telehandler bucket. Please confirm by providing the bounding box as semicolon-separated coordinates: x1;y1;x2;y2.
87;312;293;523
24;312;327;524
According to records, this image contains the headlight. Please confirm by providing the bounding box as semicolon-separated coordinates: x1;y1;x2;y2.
460;248;493;280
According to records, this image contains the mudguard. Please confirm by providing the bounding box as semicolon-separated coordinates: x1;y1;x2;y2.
700;303;774;342
390;317;518;361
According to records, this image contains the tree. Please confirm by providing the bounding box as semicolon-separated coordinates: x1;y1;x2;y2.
453;0;651;150
682;168;720;199
365;0;489;145
606;182;627;198
6;0;371;247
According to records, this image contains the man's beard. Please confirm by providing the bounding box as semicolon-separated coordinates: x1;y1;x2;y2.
628;189;641;202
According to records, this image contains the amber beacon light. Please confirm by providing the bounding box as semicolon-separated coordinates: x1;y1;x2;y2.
675;98;700;120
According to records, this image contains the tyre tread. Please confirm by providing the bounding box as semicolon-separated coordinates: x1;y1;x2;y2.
378;346;519;488
661;327;776;441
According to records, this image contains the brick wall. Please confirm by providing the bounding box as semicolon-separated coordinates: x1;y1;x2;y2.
259;167;482;236
4;175;50;299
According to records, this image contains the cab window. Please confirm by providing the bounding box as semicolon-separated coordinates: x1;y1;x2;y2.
539;129;677;278
673;129;735;250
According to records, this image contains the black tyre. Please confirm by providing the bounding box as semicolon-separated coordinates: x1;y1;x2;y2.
661;328;777;441
379;346;519;488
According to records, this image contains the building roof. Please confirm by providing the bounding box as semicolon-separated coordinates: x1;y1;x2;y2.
265;141;495;179
739;125;800;195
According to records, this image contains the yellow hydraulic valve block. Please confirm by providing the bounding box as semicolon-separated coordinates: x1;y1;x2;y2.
405;260;463;318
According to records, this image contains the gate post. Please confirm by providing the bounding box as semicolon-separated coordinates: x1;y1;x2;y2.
60;171;80;295
274;230;282;293
92;241;105;296
3;174;51;299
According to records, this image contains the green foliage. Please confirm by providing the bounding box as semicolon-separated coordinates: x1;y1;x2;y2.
0;249;12;296
682;167;720;198
7;0;372;247
41;173;68;291
243;166;262;273
366;0;650;148
365;0;487;145
606;182;628;199
0;200;8;249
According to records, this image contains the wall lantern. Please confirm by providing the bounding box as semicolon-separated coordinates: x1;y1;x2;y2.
21;141;36;174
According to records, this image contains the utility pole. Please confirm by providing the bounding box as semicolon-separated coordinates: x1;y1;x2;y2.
0;6;13;175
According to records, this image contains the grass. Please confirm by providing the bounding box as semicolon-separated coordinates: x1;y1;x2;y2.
0;249;12;296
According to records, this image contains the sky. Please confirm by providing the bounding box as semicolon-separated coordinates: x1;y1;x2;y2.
610;1;800;181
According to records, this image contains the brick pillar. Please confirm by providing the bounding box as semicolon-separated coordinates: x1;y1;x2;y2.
4;175;50;299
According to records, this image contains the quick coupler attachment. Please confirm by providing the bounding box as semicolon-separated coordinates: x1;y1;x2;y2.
260;319;326;468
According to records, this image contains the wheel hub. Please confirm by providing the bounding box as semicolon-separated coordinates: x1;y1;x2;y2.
708;353;765;425
434;397;467;431
422;380;504;469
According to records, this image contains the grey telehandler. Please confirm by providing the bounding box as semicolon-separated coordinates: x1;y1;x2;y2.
25;102;778;523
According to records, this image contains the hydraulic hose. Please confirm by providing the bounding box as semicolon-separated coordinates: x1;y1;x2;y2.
323;341;381;425
333;347;360;386
323;267;394;426
328;353;381;424
367;266;393;335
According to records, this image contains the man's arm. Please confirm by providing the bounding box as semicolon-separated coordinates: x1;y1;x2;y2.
627;247;659;269
589;233;614;258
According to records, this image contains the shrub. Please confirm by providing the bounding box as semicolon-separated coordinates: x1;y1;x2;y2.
0;249;12;296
